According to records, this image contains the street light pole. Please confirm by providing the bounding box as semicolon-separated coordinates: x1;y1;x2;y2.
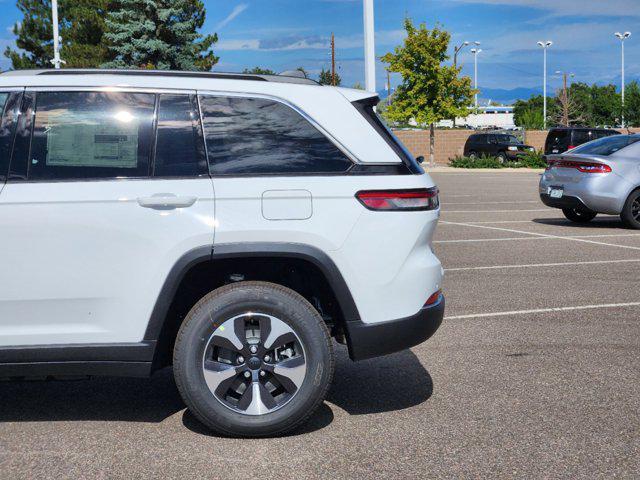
363;0;376;92
51;0;63;69
615;32;631;128
537;41;553;130
453;41;469;68
470;44;482;108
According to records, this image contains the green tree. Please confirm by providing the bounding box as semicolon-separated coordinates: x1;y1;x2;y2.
623;81;640;128
381;19;475;166
5;0;114;69
243;67;276;75
318;67;341;86
103;0;218;70
296;67;309;79
513;95;558;129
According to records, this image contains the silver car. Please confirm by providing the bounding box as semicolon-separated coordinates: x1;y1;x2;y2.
539;134;640;228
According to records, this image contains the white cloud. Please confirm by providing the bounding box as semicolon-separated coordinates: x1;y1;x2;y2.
215;4;249;31
450;0;640;17
216;29;405;52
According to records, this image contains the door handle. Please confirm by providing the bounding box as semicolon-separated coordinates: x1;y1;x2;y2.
137;193;197;210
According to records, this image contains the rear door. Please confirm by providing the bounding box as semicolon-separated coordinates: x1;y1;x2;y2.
0;88;215;347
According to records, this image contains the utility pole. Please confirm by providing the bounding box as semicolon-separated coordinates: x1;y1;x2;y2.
363;0;376;92
331;33;336;86
537;41;553;130
51;0;63;69
555;70;575;127
562;72;569;126
615;32;631;128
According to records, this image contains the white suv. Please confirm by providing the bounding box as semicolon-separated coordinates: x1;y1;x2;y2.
0;69;444;436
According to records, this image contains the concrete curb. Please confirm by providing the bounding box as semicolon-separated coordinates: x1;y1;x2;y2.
426;166;544;173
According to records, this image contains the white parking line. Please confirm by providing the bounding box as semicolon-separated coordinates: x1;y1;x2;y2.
443;201;539;205
444;302;640;320
440;220;640;251
445;258;640;272
460;220;559;224
434;233;640;244
441;209;550;213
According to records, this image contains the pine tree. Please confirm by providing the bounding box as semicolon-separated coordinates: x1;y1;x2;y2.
5;0;113;69
243;67;276;75
103;0;218;71
318;67;341;86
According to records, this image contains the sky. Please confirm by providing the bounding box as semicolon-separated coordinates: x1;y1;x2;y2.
0;0;638;101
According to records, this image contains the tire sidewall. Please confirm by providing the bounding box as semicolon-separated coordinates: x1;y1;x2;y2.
622;190;640;229
174;282;332;436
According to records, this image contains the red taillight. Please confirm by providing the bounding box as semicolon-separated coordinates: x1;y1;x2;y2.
547;160;611;174
425;289;442;306
356;188;439;211
568;145;575;150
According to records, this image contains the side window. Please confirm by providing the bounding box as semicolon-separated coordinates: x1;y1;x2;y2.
154;94;207;177
0;92;22;181
28;91;155;181
200;95;353;175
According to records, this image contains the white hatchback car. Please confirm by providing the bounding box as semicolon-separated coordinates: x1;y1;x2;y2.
0;69;444;436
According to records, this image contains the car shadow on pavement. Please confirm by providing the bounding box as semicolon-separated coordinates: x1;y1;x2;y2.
533;217;626;229
0;344;432;436
326;345;433;416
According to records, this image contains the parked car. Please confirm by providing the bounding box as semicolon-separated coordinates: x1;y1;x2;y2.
540;134;640;226
0;69;444;437
463;132;535;163
544;127;619;155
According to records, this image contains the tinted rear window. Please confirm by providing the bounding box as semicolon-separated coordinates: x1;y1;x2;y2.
547;130;570;146
570;135;640;156
572;130;595;145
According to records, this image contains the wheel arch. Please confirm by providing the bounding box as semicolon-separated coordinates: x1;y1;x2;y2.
144;243;361;370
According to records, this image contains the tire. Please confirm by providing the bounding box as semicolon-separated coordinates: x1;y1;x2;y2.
173;281;334;437
468;151;477;159
562;207;597;223
620;189;640;229
496;152;507;164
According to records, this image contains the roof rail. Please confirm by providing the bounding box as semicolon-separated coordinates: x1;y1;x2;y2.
0;68;321;86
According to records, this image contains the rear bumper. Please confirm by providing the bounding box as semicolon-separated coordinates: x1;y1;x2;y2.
344;295;445;361
540;193;592;211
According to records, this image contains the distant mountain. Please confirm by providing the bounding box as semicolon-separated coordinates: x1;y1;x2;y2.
478;87;543;104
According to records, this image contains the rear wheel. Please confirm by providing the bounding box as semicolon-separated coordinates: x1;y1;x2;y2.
173;281;334;437
468;151;477;159
562;207;597;223
621;189;640;229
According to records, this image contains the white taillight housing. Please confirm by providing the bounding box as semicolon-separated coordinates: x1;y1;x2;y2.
356;188;439;211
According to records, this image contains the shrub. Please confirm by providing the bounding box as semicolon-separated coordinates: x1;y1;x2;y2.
449;151;546;169
449;154;503;168
516;150;547;168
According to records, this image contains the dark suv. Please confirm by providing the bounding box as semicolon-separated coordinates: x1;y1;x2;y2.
544;127;619;155
463;133;535;163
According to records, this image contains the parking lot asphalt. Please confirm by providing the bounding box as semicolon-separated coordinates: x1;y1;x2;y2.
1;171;639;479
